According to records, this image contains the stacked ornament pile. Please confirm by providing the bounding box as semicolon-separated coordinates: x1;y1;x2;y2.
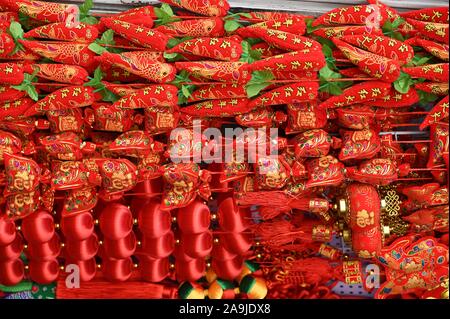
0;0;448;299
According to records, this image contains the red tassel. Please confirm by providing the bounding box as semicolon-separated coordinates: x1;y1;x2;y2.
56;276;177;298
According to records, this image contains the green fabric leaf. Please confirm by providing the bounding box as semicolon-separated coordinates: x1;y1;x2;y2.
12;71;39;101
391;17;406;29
391;31;405;41
88;42;107;55
305;18;323;34
161;3;174;16
224;20;242;32
84;67;104;88
18;12;30;29
181;85;193;98
315;37;335;49
240;40;261;63
163;52;183;61
26;86;39;101
251;70;275;83
80;16;98;25
319;65;349;95
322;43;337;70
393;71;414;94
164;52;178;59
79;0;93;16
407;54;432;67
382;18;404;40
418;90;439;106
101;89;120;103
238;12;252;18
178;84;195;104
246;82;271;98
8;21;24;40
245;37;262;46
98;29;115;46
96;30;121;53
167;38;182;49
79;0;98;25
8;21;25;55
154;3;180;26
245;70;275;98
382;19;393;33
319;64;341;80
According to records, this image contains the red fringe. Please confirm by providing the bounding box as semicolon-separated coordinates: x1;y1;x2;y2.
56;275;178;299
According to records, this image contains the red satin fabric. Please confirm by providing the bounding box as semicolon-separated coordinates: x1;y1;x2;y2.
177;200;211;234
0;259;24;286
175;258;205;282
172;243;196;262
139;256;170;282
220;232;252;255
103;232;137;259
211;244;237;261
27;234;61;261
22;210;55;242
29;259;60;284
138;200;172;237
99;203;133;240
61;212;95;241
103;257;133;282
0;216;16;245
0;234;23;261
212;255;244;280
64;233;99;261
141;232;174;259
180;231;213;259
218;197;250;232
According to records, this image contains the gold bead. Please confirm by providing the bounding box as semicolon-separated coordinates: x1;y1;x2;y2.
257;254;262;259
97;264;102;269
55;223;60;229
16;226;21;231
24;244;28;250
24;265;29;270
99;241;103;245
61;243;65;248
211;214;217;220
175;239;180;245
172;216;177;223
94;219;99;225
169;263;175;270
213;238;219;244
53;211;57;215
133;218;138;225
255;241;261;246
134;264;139;269
137;241;142;246
60;266;65;270
206;263;211;268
